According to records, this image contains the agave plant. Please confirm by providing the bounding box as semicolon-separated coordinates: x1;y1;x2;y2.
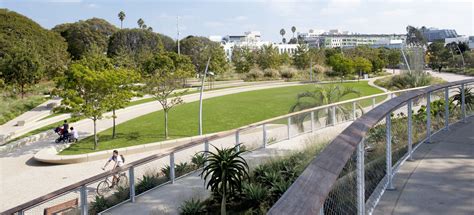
289;85;363;131
451;86;473;111
179;198;206;215
201;145;249;215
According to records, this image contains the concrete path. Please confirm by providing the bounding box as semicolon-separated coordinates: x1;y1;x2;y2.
104;122;352;215
374;117;474;215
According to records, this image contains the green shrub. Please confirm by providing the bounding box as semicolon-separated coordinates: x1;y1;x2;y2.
374;71;445;90
279;66;297;80
263;68;280;79
242;183;268;207
245;68;264;81
162;162;195;180
135;173;167;195
179;198;206;215
89;196;110;214
191;152;205;168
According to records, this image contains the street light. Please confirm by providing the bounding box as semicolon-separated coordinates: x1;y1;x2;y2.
198;57;211;135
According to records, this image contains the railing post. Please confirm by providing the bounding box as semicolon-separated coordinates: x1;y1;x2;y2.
352;101;357;120
170;152;175;184
310;111;315;132
331;106;336;126
390;93;394;99
445;87;450;130
235;131;240;152
407;100;413;161
356;139;365;215
129;166;135;203
319;206;325;215
287;117;291;139
204;140;209;165
372;97;376;109
18;211;24;215
386;114;395;190
426;92;432;143
461;83;466;122
80;185;88;215
263;124;267;148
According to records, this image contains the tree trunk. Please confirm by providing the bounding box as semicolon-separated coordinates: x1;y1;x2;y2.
112;109;116;139
164;110;169;139
21;84;25;99
93;119;98;150
221;184;226;215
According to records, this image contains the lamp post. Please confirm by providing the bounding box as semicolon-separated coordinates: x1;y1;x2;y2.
198;57;211;135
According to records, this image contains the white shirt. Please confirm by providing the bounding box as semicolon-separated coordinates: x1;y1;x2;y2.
72;130;79;139
109;155;124;167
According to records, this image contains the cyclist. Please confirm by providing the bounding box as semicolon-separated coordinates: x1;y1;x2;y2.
102;150;124;188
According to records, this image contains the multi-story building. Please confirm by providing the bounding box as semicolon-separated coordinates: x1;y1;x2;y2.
298;29;405;49
210;31;298;61
422;28;458;42
469;36;474;49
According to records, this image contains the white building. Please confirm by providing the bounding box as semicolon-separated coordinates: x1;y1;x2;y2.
212;31;298;61
298;29;405;49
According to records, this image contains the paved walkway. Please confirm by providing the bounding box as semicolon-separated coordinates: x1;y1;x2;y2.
374;116;474;215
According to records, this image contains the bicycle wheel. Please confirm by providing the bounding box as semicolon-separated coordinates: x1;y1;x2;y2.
116;174;129;188
96;181;110;196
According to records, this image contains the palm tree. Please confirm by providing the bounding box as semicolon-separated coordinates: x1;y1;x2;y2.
137;18;144;29
147;26;153;32
118;11;126;29
201;145;249;215
289;85;363;131
291;26;296;39
280;28;286;44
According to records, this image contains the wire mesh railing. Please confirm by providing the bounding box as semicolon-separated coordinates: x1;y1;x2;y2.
4;82;472;215
268;79;474;215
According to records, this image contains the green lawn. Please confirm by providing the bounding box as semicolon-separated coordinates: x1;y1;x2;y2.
60;81;384;155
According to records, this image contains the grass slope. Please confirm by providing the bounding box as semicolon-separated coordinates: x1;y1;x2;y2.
61;81;383;155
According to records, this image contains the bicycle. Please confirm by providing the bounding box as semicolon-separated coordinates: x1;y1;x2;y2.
96;170;128;196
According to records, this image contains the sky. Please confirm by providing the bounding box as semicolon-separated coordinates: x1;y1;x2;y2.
1;0;473;42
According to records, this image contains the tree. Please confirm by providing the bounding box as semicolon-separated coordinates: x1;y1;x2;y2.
353;57;372;79
426;41;450;72
53;18;117;60
143;51;194;139
387;49;401;73
280;28;286;44
180;36;228;75
256;44;281;70
327;53;354;80
292;44;309;69
406;25;427;47
55;61;112;150
1;45;43;98
291;26;296;39
118;11;126;29
107;29;164;70
290;85;362;130
201;145;249;215
0;9;69;79
104;68;140;138
231;46;255;73
137;18;144;29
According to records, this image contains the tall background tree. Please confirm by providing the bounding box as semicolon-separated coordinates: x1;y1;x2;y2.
256;44;281;70
406;25;427;47
353;57;372;79
327;53;355;80
179;36;228;75
231;47;255;74
0;9;69;81
426;41;450;72
387;49;401;73
292;44;309;69
289;26;297;44
53;18;117;60
118;11;126;29
280;28;286;44
137;18;144;29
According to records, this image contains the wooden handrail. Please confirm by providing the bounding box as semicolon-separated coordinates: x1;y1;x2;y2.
268;79;474;214
2;81;464;214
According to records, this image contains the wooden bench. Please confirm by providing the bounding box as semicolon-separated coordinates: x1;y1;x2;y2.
43;198;78;215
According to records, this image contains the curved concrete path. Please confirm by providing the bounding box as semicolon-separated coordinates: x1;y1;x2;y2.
374;116;474;215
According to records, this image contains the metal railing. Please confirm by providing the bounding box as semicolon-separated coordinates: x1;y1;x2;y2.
269;79;474;215
1;85;445;215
